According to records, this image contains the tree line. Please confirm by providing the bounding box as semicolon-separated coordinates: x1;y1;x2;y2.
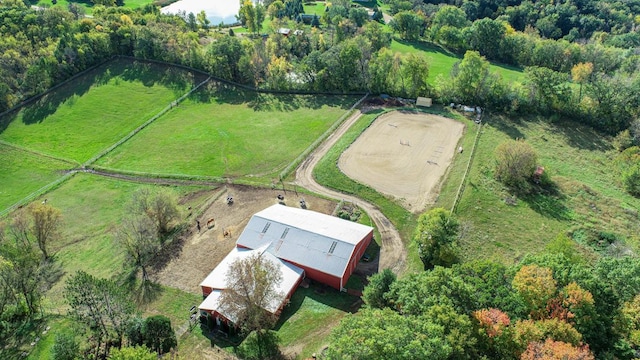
325;231;640;359
3;0;640;137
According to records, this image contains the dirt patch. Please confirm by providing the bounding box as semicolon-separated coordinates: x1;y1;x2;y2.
153;185;336;294
338;111;465;213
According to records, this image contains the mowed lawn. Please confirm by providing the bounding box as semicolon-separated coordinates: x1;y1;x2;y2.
390;40;526;84
0;144;73;212
0;58;200;163
97;84;359;179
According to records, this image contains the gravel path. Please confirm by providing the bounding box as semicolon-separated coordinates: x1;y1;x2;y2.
294;110;407;275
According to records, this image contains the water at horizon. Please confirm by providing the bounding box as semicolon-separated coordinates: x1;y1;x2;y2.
161;0;241;26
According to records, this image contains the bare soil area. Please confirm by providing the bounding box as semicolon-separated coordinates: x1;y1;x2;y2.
154;185;337;294
338;111;465;213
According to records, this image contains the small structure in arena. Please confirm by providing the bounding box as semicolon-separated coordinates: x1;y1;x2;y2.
416;97;432;107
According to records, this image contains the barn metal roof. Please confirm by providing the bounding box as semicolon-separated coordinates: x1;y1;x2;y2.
236;204;373;278
199;246;304;318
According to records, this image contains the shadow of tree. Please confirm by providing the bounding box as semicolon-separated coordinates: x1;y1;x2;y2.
273;283;361;332
487;114;526;140
118;269;163;306
0;58;205;134
190;82;358;113
520;182;573;221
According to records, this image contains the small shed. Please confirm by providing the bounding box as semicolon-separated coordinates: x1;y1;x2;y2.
416;97;432;107
278;28;291;36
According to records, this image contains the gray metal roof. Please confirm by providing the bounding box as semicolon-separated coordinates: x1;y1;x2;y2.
236;204;373;278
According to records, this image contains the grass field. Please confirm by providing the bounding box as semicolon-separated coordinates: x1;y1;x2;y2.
274;286;359;358
33;0;153;14
96;83;359;180
0;58;201;164
40;173;210;307
448;114;640;263
0;143;73;212
390;40;526;84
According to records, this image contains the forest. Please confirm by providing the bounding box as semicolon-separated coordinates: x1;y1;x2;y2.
2;0;640;358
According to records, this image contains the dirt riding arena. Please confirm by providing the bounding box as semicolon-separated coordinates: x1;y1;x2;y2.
338;111;465;213
154;185;337;294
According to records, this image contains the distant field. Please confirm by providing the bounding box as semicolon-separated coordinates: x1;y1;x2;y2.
390;40;526;84
33;0;153;13
0;58;200;163
0;144;72;212
96;83;359;180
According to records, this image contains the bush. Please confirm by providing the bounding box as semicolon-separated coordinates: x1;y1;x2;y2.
494;140;538;193
142;315;177;355
622;164;640;197
51;332;79;360
237;330;281;360
613;130;634;151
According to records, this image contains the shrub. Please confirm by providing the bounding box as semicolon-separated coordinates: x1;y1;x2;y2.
622;164;640;197
142;315;177;355
613;130;634;151
494;140;538;193
51;332;79;360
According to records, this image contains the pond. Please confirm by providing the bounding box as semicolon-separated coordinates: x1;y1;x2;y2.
161;0;243;25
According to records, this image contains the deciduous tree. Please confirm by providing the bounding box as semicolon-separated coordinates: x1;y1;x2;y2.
521;338;594;360
494;140;538;193
28;203;62;261
413;208;460;269
218;252;283;358
512;265;557;318
362;268;396;309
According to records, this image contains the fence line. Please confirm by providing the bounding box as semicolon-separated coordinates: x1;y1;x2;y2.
279;93;370;180
117;55;368;97
0;173;74;218
0;56;117;120
451;120;483;214
82;76;211;167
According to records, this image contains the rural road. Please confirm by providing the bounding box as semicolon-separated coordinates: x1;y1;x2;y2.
294;110;407;275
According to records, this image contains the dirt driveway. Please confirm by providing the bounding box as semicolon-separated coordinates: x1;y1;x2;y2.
295;110;407;275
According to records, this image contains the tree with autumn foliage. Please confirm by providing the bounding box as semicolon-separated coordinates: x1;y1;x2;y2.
512;265;557;318
571;62;594;102
521;338;594;360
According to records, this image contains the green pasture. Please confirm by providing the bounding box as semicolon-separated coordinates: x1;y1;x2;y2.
32;0;153;14
96;83;359;180
303;1;326;16
0;58;200;164
0;143;73;212
450;114;640;263
390;40;526;84
39;173;211;308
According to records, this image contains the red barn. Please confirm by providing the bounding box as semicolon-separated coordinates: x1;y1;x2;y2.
198;246;304;327
235;204;374;291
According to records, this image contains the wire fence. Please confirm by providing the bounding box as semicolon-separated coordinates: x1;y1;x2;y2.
279;92;370;180
451;120;483;214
